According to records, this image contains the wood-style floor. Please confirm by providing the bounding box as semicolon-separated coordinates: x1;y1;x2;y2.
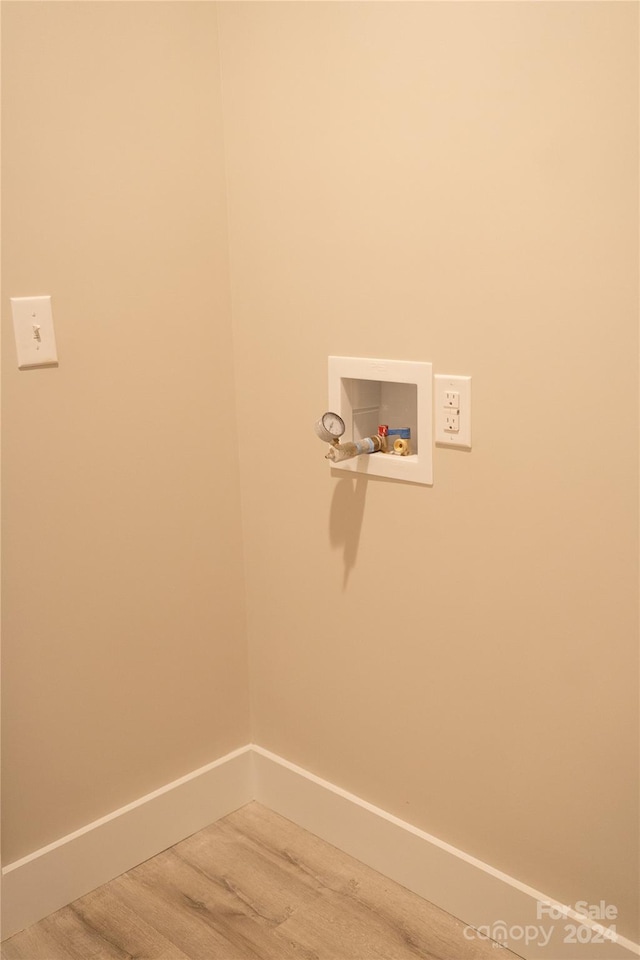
2;802;520;960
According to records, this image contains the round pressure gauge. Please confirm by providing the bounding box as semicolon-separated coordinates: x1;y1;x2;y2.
314;411;346;443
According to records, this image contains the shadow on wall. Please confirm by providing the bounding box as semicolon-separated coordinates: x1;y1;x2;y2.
329;476;368;588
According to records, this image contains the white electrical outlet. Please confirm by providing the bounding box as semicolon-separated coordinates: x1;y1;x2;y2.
435;374;471;448
11;296;58;369
444;411;460;433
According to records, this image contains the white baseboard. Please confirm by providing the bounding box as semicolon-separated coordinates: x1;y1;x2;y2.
2;743;638;960
1;745;253;939
252;746;639;960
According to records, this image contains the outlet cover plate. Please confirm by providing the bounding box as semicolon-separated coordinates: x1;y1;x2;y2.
435;374;471;448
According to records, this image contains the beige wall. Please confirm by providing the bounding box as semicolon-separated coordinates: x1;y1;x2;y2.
2;0;638;944
218;1;639;940
1;1;249;863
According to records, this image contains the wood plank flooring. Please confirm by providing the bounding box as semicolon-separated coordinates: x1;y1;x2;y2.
2;802;521;960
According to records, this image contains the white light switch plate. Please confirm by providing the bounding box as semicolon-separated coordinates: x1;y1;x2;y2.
435;374;471;448
11;296;58;369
